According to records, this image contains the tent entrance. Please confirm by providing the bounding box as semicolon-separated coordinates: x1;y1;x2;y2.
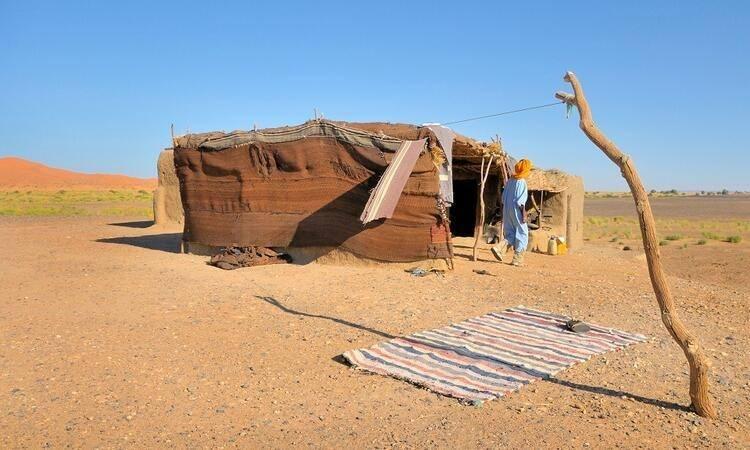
449;179;478;237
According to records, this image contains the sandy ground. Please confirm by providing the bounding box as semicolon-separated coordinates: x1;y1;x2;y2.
1;215;748;449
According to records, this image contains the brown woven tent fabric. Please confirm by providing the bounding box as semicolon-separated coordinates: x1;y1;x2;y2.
173;120;462;262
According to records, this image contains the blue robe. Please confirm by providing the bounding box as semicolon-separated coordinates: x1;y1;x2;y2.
502;178;529;252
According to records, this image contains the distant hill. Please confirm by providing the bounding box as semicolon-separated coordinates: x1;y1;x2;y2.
0;156;157;190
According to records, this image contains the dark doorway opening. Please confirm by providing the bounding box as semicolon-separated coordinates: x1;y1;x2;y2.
449;179;478;237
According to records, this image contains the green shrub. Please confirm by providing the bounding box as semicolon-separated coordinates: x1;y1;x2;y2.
697;239;707;245
702;232;722;241
665;234;683;241
659;240;669;246
726;236;742;244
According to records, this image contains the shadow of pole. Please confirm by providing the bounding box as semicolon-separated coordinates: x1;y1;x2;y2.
546;377;691;413
255;295;395;339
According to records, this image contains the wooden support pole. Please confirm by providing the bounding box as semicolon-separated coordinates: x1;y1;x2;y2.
472;156;486;261
472;155;494;261
471;193;482;261
539;190;544;228
556;71;717;419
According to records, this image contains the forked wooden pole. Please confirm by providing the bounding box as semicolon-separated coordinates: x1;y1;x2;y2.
472;155;494;261
556;71;717;419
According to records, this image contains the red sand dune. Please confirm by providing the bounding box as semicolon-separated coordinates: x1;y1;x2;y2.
0;156;157;190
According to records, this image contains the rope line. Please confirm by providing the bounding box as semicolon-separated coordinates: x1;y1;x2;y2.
440;101;564;126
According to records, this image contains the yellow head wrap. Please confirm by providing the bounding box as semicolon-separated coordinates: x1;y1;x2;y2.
513;159;532;179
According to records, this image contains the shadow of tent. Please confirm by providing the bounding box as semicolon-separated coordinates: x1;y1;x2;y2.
287;179;382;263
96;233;182;254
108;220;155;228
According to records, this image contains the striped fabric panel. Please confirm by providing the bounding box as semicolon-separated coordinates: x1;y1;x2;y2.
360;139;427;224
342;306;647;403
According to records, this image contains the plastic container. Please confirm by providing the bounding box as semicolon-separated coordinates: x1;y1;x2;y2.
547;237;558;256
556;236;568;255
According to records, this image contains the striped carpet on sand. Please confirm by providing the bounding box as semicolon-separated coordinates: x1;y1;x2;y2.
342;306;647;403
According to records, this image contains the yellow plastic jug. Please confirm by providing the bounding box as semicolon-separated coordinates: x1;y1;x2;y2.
547;237;558;256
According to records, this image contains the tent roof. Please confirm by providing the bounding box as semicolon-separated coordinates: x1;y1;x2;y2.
173;119;579;192
173;119;496;158
526;168;576;193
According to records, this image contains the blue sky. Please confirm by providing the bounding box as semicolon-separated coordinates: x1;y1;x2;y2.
1;1;748;190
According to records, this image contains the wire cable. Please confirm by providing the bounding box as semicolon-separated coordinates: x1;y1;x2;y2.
439;101;564;126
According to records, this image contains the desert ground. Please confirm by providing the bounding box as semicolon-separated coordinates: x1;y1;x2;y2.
1;192;748;448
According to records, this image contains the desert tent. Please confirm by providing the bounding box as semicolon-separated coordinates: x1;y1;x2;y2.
165;119;583;262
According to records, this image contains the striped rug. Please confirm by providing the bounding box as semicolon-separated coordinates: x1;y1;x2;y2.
342;306;647;403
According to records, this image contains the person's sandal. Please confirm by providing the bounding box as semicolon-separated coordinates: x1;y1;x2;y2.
491;245;504;262
565;319;591;333
510;251;525;267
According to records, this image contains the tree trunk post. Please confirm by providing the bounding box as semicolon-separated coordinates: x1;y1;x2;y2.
555;71;717;419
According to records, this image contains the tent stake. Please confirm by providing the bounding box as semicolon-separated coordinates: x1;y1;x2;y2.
556;71;718;419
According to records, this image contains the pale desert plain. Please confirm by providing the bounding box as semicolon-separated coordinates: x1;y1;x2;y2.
1;163;748;448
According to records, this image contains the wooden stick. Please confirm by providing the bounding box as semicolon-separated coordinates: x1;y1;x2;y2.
528;191;544;228
557;71;717;419
530;191;539;211
472;155;495;261
472;156;486;261
539;190;544;228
